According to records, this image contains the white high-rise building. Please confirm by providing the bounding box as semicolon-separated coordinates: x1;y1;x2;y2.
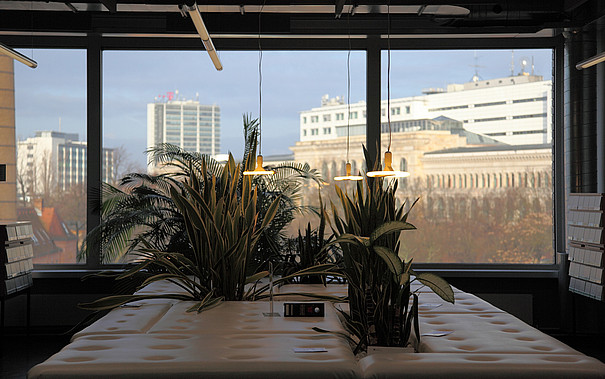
17;131;114;197
300;74;552;146
147;95;220;171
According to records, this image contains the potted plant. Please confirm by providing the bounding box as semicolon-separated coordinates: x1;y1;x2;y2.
281;201;342;284
317;150;455;354
79;115;322;265
79;117;333;312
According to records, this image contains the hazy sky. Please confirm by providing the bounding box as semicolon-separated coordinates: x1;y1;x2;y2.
14;48;551;168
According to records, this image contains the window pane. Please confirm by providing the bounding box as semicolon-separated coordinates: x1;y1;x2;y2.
102;50;363;262
9;49;87;264
385;49;553;264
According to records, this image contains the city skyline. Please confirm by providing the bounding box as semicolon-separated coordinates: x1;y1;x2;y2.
14;49;552;169
147;97;220;172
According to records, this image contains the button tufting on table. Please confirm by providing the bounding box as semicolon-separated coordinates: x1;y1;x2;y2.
28;333;361;379
146;301;345;335
359;352;605;379
71;300;176;341
28;280;605;378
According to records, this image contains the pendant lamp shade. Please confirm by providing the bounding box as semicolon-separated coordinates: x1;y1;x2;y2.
367;151;410;178
243;154;275;176
334;162;363;181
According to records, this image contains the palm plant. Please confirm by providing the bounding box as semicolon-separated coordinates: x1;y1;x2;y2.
80;153;278;311
319;148;454;353
80;152;336;312
79;115;322;265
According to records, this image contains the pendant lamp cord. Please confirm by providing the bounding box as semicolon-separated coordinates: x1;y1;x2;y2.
387;0;392;152
258;1;266;155
346;2;351;164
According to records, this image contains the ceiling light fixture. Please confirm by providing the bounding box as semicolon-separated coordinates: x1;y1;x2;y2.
0;42;37;68
576;51;605;70
244;1;274;176
366;1;410;179
183;2;223;71
334;4;362;182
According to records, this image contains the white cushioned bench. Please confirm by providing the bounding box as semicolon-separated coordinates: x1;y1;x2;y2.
359;352;605;379
416;312;583;355
146;301;345;335
72;299;176;341
28;281;605;379
29;333;361;379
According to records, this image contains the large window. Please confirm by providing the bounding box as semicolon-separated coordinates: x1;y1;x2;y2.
1;41;557;269
382;49;554;264
102;50;366;262
9;49;87;264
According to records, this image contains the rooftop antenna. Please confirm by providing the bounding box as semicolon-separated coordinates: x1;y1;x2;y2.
531;56;535;75
510;49;515;76
469;50;484;82
58;117;61;132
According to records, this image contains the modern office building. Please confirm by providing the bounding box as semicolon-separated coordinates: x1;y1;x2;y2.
16;131;114;197
300;74;552;146
147;96;220;171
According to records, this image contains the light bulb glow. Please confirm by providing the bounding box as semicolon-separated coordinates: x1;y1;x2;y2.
334;162;363;181
243;154;275;176
366;151;410;178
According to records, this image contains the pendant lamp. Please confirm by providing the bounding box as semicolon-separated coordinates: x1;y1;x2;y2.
366;2;409;179
244;154;274;176
334;5;363;182
244;3;274;176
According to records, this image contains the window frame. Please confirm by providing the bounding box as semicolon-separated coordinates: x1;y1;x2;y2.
3;34;563;276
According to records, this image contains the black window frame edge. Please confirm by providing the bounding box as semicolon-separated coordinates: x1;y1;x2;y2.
3;33;562;278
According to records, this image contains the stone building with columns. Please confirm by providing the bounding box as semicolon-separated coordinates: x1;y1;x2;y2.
290;122;552;216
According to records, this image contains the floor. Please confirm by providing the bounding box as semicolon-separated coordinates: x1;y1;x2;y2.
2;330;604;379
1;331;71;379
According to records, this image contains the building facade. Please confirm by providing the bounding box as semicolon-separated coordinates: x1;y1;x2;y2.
0;55;17;223
17;131;114;198
300;74;552;146
290;119;552;219
147;96;220;171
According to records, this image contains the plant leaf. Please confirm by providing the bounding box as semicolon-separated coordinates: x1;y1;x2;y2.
245;271;269;284
414;272;455;304
369;221;416;244
373;245;403;276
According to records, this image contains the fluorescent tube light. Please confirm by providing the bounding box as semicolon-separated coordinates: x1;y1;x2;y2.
0;42;37;68
185;3;223;71
576;51;605;70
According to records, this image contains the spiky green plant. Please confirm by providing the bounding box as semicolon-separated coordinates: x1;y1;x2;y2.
79;153;322;312
79;116;332;312
320;148;454;353
79;115;322;265
282;204;341;284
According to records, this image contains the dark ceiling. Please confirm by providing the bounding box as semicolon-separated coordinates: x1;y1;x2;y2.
0;1;603;37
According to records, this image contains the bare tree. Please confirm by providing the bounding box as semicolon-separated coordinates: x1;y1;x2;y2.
16;159;31;206
37;149;55;199
109;145;145;185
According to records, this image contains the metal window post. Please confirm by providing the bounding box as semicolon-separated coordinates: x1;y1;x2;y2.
366;35;381;171
86;34;102;267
